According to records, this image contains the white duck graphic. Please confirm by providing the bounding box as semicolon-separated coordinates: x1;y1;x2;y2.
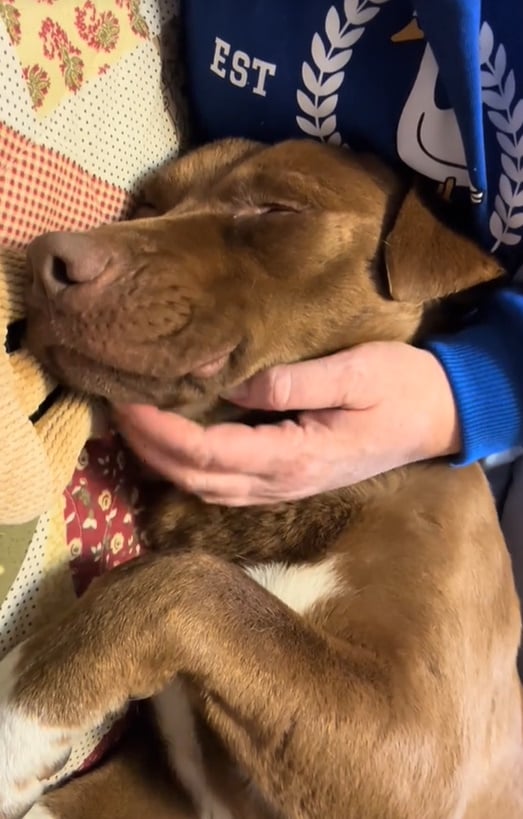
392;16;482;202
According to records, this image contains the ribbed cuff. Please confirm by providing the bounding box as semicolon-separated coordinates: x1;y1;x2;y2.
426;292;523;466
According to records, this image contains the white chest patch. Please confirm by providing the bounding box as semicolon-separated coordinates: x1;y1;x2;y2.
154;680;233;819
245;557;341;615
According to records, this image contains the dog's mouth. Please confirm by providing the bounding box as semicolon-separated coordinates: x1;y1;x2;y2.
41;339;242;408
45;346;172;404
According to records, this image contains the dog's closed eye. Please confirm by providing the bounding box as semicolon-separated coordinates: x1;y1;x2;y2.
233;202;303;219
259;202;302;214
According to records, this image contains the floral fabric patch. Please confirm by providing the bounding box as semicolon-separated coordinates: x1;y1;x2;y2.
0;0;149;116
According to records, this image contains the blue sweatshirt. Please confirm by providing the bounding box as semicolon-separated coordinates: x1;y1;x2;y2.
181;0;523;463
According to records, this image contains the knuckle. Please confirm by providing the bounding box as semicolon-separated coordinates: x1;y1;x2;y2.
278;418;304;450
178;471;205;496
187;441;212;471
266;367;293;411
336;348;373;406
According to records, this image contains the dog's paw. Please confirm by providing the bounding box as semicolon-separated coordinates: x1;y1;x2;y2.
0;646;72;819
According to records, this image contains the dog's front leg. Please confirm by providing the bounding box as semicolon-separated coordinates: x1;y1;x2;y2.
0;551;447;819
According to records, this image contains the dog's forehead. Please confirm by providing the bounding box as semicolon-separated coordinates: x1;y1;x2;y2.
201;142;385;216
233;140;354;181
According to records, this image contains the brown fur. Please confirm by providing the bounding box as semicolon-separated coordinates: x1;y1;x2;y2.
13;139;523;819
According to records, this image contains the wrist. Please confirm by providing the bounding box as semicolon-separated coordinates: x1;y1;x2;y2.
417;350;461;461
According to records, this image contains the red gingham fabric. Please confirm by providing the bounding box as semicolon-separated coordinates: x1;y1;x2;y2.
0;121;134;248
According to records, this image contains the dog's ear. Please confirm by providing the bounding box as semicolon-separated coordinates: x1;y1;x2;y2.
384;189;504;303
139;139;263;215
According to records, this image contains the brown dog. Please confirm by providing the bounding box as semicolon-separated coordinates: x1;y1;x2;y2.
1;139;522;819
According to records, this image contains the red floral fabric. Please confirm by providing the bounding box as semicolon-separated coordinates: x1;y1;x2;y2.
63;434;148;772
65;436;147;597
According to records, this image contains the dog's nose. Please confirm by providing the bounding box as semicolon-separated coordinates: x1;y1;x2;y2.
27;231;111;298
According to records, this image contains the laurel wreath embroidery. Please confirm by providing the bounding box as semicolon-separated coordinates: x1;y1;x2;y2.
296;0;390;145
480;22;523;252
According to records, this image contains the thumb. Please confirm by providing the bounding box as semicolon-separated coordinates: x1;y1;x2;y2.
223;348;375;412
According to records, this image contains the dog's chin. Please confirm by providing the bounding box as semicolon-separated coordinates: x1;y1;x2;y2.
32;345;219;410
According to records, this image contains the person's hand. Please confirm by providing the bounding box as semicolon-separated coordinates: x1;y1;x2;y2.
113;341;461;506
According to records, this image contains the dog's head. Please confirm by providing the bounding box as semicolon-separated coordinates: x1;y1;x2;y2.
25;139;502;414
